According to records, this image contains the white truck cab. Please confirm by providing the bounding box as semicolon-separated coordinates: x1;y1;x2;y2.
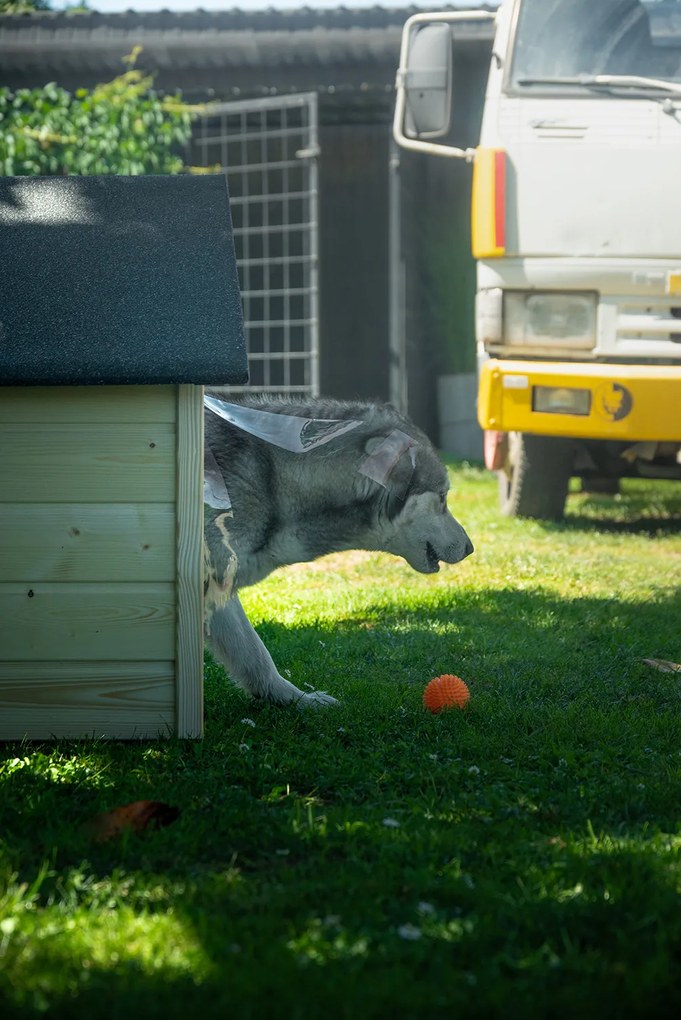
394;0;681;519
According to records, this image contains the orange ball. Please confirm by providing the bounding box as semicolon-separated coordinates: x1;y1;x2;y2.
423;674;470;713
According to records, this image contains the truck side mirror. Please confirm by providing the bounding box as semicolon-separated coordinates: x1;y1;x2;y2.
402;24;453;138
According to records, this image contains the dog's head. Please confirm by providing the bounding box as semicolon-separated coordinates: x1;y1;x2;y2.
360;432;474;574
382;490;474;573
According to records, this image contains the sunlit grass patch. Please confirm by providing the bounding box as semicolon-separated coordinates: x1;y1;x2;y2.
0;866;211;1013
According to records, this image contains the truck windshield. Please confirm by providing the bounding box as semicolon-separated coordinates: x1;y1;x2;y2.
510;0;681;89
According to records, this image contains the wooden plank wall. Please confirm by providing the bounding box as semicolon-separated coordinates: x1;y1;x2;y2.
0;385;203;740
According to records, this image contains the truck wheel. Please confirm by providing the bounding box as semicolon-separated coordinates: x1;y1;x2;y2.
498;432;574;521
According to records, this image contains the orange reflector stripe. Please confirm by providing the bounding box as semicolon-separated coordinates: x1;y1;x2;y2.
471;147;506;259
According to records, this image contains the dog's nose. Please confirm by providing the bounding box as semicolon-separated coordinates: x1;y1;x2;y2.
463;536;474;558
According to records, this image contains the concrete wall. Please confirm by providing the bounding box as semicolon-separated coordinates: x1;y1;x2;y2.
437;373;483;461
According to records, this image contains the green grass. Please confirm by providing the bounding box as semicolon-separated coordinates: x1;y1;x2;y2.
1;468;680;1019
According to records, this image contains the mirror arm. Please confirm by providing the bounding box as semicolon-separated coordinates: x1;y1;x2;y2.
393;9;496;160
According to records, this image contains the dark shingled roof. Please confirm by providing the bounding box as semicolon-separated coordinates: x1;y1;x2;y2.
0;6;497;94
0;175;248;387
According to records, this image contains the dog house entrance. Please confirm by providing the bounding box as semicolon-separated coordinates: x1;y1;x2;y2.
194;93;320;397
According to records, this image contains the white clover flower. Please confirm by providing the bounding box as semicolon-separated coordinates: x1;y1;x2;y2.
241;718;256;728
382;817;400;828
397;923;422;940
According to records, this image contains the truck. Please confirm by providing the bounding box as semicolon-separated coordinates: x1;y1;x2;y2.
393;0;681;519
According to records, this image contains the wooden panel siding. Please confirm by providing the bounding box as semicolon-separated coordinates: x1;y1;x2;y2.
0;386;177;423
0;423;176;502
0;383;204;739
0;582;176;661
0;505;175;582
0;661;175;739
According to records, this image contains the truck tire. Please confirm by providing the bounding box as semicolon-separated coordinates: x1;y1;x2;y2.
498;432;574;521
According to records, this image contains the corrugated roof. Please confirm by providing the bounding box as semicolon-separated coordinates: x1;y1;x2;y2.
0;6;496;93
0;5;496;33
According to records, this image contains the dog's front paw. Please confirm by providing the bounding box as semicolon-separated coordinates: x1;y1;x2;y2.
296;690;340;710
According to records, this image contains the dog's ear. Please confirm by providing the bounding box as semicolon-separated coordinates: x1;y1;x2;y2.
361;433;415;520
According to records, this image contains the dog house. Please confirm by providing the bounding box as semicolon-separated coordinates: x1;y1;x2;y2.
0;175;247;740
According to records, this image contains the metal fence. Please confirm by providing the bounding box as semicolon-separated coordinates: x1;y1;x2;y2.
193;93;320;396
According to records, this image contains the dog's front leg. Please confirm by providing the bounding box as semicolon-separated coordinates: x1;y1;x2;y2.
205;594;339;708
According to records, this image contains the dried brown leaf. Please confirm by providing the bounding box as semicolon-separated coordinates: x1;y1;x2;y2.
88;800;179;843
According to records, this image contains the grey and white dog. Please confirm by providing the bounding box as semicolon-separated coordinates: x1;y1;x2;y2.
203;395;474;708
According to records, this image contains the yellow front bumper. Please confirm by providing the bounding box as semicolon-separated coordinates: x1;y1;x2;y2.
477;360;681;442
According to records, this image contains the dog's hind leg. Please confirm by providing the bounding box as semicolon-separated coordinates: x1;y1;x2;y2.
205;595;339;708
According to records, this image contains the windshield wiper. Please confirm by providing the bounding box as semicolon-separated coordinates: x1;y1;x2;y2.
517;74;681;97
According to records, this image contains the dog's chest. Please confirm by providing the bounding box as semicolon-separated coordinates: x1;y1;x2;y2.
237;526;311;587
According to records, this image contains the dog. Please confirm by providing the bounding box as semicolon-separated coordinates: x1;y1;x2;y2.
203;394;474;707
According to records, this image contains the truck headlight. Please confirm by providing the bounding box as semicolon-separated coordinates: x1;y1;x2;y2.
504;292;596;349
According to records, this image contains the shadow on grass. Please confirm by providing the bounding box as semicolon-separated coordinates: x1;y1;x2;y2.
558;481;681;536
554;512;681;537
2;819;681;1019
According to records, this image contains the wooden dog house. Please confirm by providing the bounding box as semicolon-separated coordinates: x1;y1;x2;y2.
0;175;247;740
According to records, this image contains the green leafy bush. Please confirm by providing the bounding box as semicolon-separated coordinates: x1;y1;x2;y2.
0;53;196;176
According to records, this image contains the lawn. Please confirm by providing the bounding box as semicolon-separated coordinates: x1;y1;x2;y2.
1;467;680;1019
